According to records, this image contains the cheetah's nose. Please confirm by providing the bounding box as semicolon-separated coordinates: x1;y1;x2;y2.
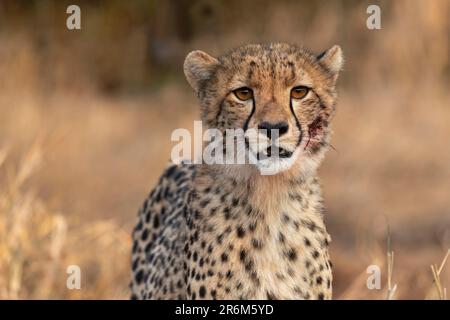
258;121;289;139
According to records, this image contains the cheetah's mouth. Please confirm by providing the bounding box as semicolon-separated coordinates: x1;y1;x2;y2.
256;146;293;160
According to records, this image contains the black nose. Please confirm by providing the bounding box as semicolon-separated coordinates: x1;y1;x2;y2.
258;121;289;139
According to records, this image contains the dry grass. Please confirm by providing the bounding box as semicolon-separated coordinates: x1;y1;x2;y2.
385;228;397;300
0;0;449;299
427;249;450;300
0;143;130;299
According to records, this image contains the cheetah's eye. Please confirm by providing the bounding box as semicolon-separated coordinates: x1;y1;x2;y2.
291;86;309;100
233;87;254;101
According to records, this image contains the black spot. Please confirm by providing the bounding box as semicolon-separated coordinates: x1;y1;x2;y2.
303;219;317;231
224;207;231;220
252;238;263;249
221;252;228;262
250;271;260;285
166;165;177;178
237;227;245;238
304;237;311;246
316;276;323;285
286;248;297;261
153;215;160;228
135;220;143;231
135;269;144;284
211;289;217;299
203;187;211;193
173;170;186;181
155;189;162;202
318;293;325;300
239;249;246;261
266;292;277;300
132;241;138;253
312;250;320;259
305;260;311;269
245;260;254;272
200;199;210;208
132;259;139;271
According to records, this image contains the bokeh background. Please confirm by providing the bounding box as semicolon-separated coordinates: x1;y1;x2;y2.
0;0;449;299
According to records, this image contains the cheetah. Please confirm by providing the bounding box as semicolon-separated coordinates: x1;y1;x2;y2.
130;43;343;300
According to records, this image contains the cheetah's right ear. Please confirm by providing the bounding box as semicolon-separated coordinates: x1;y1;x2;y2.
184;50;219;92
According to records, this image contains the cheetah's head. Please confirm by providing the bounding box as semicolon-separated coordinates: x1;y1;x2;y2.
184;43;343;177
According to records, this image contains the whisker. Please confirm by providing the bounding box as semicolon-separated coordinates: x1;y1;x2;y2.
329;143;338;153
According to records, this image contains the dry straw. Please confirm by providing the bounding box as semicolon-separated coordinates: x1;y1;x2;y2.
0;142;131;299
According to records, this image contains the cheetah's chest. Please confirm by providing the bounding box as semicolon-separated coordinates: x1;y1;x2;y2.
187;190;332;300
247;217;332;300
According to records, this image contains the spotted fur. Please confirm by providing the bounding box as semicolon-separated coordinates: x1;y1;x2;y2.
130;43;343;300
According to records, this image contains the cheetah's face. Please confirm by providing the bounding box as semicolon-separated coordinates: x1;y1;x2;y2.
184;43;343;175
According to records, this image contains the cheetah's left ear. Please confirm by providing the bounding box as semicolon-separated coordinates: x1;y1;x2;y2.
317;45;344;81
184;50;219;92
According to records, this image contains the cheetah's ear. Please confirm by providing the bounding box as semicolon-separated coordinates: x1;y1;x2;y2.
184;50;219;92
317;45;344;80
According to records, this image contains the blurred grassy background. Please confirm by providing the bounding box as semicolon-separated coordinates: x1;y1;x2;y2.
0;0;449;299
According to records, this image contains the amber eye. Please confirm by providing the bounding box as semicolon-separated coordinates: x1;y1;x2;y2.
291;86;309;99
233;87;254;101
